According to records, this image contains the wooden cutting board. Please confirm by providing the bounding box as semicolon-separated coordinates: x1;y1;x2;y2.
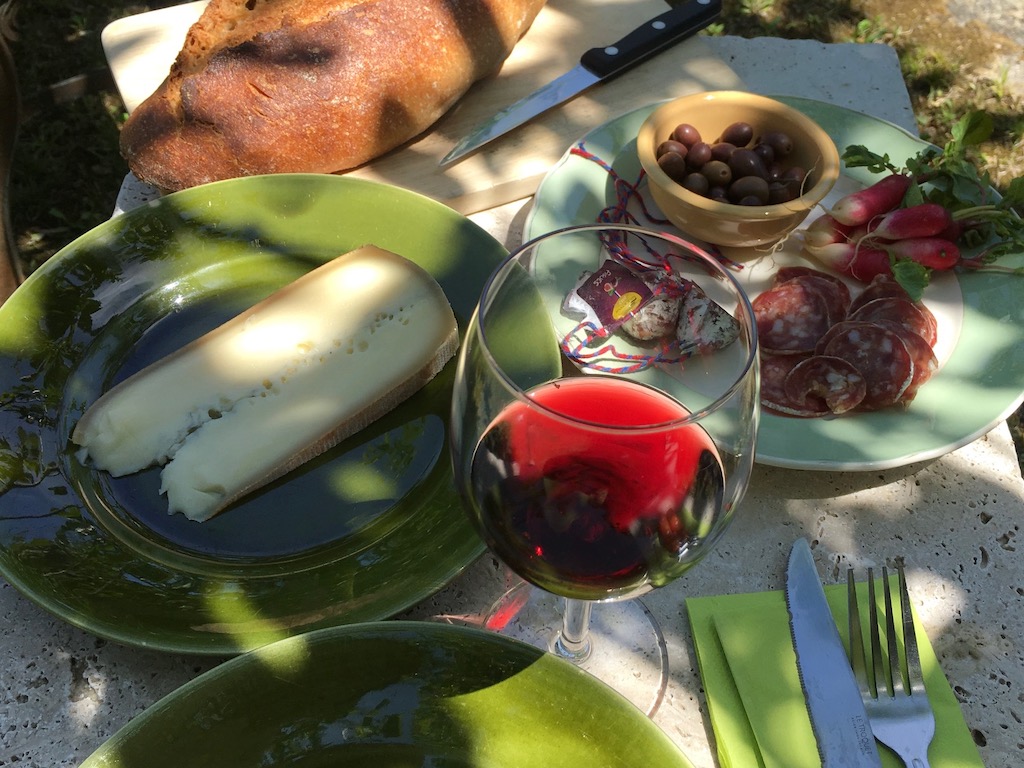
102;0;742;213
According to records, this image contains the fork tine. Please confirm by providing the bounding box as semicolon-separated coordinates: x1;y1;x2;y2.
882;565;906;696
867;567;885;697
898;563;927;695
846;568;870;692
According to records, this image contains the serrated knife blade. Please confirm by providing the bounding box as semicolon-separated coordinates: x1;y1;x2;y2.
440;0;722;165
786;539;882;767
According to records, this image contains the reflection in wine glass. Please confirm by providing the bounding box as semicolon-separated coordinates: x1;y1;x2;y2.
449;224;759;713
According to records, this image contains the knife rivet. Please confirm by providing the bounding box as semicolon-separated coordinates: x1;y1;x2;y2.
652;20;667;30
604;45;620;56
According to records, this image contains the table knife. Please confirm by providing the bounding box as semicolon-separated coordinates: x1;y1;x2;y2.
786;539;882;767
440;0;722;165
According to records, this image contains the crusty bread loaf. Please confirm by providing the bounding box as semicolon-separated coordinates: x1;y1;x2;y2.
120;0;545;191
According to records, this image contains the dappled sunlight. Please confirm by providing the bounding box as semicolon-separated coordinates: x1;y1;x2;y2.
198;581;292;650
329;461;399;504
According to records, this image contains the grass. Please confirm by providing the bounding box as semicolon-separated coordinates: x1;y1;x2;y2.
3;0;1024;459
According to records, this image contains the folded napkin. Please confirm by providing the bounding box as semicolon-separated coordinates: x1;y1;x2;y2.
687;582;983;768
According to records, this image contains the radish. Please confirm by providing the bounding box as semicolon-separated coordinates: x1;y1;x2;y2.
880;237;961;270
828;173;912;226
803;242;892;282
803;213;855;249
865;203;953;240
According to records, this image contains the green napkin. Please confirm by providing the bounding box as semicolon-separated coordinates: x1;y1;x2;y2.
687;582;983;768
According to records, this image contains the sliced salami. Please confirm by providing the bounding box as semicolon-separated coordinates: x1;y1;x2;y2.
783;355;867;414
846;274;908;315
813;319;877;356
793;274;851;325
822;323;915;409
875;320;937;403
753;280;832;355
774;267;852;321
848;296;937;346
759;353;829;417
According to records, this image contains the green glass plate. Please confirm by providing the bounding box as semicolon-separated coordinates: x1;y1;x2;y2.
0;175;506;654
79;622;693;767
527;97;1024;471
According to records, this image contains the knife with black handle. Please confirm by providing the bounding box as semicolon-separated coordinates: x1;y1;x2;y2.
440;0;722;165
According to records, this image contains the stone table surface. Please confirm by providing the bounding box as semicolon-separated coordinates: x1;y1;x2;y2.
2;35;1023;768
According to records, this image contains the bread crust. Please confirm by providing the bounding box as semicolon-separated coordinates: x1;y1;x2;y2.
120;0;545;190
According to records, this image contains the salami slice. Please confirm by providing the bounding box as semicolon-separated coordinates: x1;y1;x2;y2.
759;353;829;417
875;320;937;403
814;320;877;356
783;355;867;414
753;281;832;355
848;296;937;346
822;323;915;409
847;274;909;315
774;267;852;320
791;274;851;325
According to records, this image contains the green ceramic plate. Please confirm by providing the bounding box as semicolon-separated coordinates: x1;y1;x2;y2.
79;622;693;767
0;175;506;654
527;97;1024;470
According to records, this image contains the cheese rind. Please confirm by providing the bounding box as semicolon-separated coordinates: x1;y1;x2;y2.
72;245;459;521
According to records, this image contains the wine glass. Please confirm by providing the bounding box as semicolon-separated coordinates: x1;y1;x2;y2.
449;223;759;713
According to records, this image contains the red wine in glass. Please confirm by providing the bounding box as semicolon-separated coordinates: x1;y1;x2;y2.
468;375;724;602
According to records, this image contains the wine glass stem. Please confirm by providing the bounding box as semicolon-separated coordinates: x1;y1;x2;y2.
553;598;593;662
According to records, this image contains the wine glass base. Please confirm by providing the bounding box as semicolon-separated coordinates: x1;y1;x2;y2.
485;581;669;716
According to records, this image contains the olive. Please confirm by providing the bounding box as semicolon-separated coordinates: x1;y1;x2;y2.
737;195;765;206
782;166;808;186
671;123;702;147
658;151;690;182
656;139;688;159
701;160;732;188
680;172;710;196
761;130;794;158
720;121;754;148
685;141;712;169
768;181;797;204
708;186;728;202
753;142;774;166
711;142;737;162
727;175;770;205
728;148;769;180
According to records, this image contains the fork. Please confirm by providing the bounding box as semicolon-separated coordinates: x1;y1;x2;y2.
847;563;936;768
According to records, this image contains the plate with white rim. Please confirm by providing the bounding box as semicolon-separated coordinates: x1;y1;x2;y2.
526;96;1024;470
0;174;550;654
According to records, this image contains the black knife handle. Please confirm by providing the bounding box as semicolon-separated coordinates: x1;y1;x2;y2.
579;0;722;80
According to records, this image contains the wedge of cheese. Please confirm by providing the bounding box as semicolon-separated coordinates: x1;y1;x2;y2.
72;245;459;522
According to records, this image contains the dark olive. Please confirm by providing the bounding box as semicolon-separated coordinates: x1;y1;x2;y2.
753;142;774;166
727;175;770;204
708;186;728;202
656;139;688;159
720;121;754;148
711;142;737;162
658;151;690;182
737;195;765;206
728;148;769;180
761;131;794;158
680;172;710;196
671;123;702;147
685;141;712;169
768;181;797;204
701;160;732;187
782;166;808;186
